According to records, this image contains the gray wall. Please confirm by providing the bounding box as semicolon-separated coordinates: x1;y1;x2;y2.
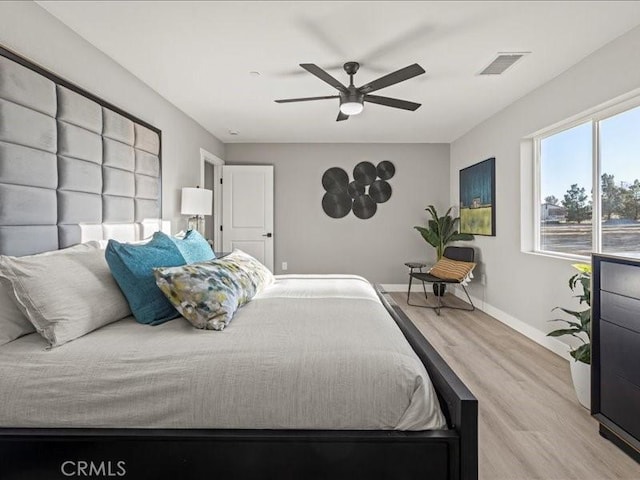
226;143;450;283
0;1;224;232
450;25;640;352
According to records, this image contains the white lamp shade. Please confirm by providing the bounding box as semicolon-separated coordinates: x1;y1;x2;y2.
181;187;213;215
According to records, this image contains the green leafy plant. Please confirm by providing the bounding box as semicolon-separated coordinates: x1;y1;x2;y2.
414;205;474;259
547;263;591;364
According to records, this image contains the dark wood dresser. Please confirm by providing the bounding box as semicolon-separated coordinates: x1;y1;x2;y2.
592;254;640;463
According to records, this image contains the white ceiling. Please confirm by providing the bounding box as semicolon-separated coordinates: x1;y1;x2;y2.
39;1;640;143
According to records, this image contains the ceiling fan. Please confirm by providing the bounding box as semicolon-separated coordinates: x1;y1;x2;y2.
275;62;425;121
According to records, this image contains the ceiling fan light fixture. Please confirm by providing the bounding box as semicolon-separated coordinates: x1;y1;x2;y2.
275;61;425;121
339;101;363;116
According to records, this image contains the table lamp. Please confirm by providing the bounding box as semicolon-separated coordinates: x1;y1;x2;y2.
181;186;213;236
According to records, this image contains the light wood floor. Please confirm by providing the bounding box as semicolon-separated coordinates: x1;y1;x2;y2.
393;292;640;480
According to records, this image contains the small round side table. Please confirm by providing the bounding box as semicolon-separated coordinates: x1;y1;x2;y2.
404;261;428;274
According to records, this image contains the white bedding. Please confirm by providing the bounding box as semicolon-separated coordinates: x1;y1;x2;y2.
0;275;446;430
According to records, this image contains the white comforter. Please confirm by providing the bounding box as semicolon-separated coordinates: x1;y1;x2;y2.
0;275;446;430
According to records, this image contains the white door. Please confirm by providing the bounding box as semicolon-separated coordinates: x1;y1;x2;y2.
222;165;274;271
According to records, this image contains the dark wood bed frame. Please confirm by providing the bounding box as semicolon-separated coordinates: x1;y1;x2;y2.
0;44;477;480
0;288;477;480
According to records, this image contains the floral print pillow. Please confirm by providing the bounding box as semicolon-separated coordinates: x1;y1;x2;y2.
153;249;274;330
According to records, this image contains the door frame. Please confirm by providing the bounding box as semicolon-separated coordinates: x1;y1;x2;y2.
200;148;225;250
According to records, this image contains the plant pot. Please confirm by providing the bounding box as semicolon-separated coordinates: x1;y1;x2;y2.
570;360;591;410
433;283;446;297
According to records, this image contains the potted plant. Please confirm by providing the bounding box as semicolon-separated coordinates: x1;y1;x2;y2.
414;205;474;295
547;263;591;409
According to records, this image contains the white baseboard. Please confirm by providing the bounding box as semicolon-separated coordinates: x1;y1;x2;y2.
383;283;571;362
450;287;571;361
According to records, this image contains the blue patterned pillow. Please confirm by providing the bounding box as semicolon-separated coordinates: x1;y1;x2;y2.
105;232;186;325
171;230;215;264
153;250;274;330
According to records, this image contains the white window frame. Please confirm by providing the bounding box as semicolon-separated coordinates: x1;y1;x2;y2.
532;94;640;260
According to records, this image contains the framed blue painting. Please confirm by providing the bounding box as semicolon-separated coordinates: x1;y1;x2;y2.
459;157;496;236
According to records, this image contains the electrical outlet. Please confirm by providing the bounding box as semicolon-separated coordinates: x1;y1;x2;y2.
282;262;288;271
480;273;486;285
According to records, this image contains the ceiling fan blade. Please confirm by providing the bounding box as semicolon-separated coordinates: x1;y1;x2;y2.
358;64;426;94
336;111;349;122
364;95;421;111
300;64;349;93
358;25;432;66
275;95;339;103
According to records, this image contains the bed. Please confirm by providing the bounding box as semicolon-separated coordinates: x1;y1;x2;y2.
0;274;446;431
0;45;477;480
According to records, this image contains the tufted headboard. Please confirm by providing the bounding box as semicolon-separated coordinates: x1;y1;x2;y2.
0;46;163;257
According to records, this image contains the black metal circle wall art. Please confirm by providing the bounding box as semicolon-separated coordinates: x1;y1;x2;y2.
352;194;377;219
353;161;378;186
321;161;395;219
322;192;352;218
347;181;365;198
322;167;349;194
369;179;392;203
376;160;395;180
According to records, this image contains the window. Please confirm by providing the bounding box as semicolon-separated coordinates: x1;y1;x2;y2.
535;101;640;259
600;107;640;255
539;122;592;256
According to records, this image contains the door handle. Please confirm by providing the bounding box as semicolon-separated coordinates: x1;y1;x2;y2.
262;233;273;238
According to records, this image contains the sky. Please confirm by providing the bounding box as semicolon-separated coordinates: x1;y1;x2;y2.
540;105;640;202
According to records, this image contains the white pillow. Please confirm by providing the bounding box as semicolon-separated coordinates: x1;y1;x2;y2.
0;278;34;346
0;245;93;346
0;242;131;348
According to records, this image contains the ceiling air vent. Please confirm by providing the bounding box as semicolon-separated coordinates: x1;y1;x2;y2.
479;52;529;75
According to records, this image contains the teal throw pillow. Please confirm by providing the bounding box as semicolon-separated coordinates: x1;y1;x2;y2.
171;230;215;264
105;232;186;325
